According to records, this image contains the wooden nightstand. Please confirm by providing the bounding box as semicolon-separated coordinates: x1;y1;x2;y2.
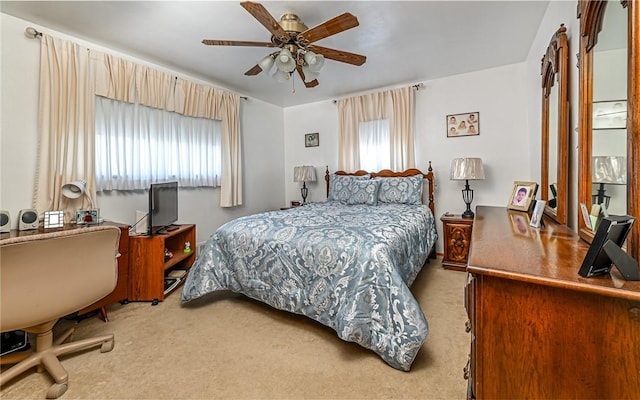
440;213;474;271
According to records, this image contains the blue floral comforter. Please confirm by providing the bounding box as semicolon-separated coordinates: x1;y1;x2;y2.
181;201;438;371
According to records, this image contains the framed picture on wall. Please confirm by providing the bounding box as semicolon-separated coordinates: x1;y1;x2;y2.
305;132;319;147
446;112;480;137
592;100;627;129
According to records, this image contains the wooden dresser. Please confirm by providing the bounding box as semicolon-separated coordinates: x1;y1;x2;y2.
465;206;640;399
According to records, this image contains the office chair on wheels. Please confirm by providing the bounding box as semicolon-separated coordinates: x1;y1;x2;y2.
0;226;120;398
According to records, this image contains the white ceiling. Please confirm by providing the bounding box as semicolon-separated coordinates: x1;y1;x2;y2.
1;1;550;107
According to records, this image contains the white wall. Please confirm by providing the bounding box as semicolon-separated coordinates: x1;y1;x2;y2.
0;13;285;244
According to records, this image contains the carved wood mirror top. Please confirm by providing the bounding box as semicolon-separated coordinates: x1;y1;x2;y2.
577;0;640;262
541;24;569;225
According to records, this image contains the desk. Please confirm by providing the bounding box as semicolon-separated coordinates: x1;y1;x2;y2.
1;221;130;320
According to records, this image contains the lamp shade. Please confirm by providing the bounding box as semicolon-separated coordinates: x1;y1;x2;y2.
592;156;626;184
272;68;289;83
293;166;317;183
450;158;485;180
258;54;275;73
275;49;296;73
304;51;325;73
61;180;87;199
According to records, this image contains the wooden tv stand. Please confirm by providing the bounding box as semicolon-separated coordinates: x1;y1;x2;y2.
465;206;640;399
128;224;196;304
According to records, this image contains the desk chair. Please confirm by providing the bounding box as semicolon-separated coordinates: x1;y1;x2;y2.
0;226;120;398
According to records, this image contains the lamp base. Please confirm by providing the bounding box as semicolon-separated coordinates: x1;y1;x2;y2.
462;209;475;219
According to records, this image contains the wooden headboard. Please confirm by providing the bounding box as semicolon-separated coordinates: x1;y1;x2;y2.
324;161;436;217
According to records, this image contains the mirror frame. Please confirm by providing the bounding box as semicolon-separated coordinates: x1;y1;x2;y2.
577;0;640;262
541;24;569;225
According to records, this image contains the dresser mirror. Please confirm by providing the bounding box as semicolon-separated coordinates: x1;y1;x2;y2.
578;0;640;261
541;24;569;225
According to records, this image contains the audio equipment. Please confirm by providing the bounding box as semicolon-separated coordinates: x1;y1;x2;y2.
18;209;39;231
0;210;10;233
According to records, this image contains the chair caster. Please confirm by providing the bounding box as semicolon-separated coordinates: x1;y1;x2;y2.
151;299;159;306
101;339;115;353
46;382;68;399
120;299;129;305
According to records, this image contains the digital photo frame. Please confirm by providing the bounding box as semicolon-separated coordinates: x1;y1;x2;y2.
578;215;639;281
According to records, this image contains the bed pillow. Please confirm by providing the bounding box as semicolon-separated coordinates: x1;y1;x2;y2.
328;174;370;202
346;179;380;205
376;174;424;205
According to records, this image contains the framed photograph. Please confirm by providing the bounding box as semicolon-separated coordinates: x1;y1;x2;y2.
509;211;531;236
592;100;627;129
305;132;319;147
446;112;480;137
44;210;64;229
507;181;538;212
530;200;546;228
75;209;99;225
580;202;592;230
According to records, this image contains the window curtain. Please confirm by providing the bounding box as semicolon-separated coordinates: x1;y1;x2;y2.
337;86;415;171
34;35;95;220
359;120;390;171
93;52;242;206
94;97;222;190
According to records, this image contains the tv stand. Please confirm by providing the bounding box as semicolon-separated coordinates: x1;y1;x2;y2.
129;224;196;302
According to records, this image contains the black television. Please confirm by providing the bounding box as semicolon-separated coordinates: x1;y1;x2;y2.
148;181;178;235
578;215;639;281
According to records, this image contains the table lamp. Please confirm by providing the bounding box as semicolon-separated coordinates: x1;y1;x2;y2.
450;158;485;218
294;166;317;204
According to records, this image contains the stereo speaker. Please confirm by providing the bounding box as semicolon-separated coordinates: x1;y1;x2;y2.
0;210;10;233
18;209;39;231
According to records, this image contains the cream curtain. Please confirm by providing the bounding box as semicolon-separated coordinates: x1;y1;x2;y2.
34;35;96;220
337;87;415;171
94;52;242;206
36;40;243;212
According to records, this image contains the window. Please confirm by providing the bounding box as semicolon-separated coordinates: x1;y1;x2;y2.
358;119;390;171
94;96;222;191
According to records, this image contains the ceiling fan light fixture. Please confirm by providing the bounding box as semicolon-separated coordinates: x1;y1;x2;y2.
276;49;296;72
258;54;275;73
302;64;319;81
272;68;290;83
307;53;325;73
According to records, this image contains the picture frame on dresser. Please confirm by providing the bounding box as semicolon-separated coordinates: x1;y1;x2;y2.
507;181;537;212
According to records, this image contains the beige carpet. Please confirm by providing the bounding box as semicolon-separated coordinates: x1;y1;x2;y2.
1;257;469;400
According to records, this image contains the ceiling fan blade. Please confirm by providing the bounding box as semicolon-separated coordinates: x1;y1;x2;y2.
244;64;263;76
310;45;367;66
297;13;359;44
202;39;278;48
296;65;319;88
240;1;288;42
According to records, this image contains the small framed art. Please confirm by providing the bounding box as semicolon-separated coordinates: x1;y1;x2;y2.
446;112;480;137
305;132;319;147
44;210;64;229
530;200;546;228
76;209;99;225
592;100;627;129
507;181;538;212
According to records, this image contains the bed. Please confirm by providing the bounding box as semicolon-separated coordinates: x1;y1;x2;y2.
181;165;437;371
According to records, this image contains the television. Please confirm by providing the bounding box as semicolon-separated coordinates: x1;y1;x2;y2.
148;181;179;235
578;215;639;281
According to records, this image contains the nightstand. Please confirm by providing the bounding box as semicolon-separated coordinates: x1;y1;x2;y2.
440;213;474;271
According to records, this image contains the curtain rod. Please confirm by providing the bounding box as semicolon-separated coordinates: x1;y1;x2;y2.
332;83;424;104
24;27;42;39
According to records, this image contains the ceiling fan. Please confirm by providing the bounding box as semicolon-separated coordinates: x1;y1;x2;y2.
202;1;367;89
